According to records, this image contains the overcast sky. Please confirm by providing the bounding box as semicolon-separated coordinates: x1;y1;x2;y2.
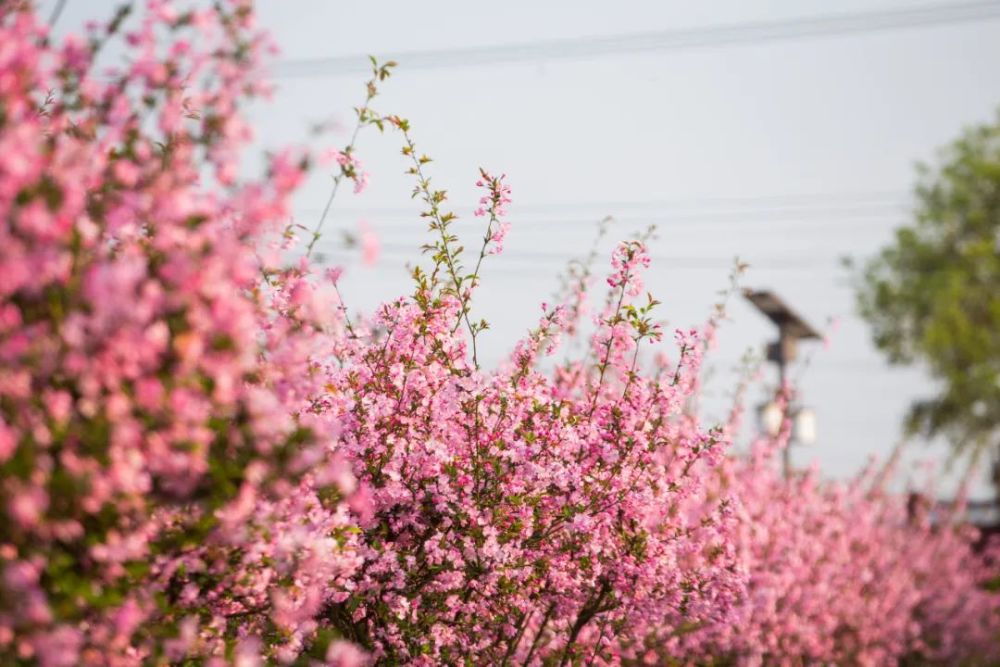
51;1;1000;496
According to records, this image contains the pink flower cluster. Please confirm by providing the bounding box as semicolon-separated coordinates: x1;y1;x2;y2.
2;2;999;666
315;245;744;664
474;169;512;255
0;3;364;664
325;149;370;195
670;429;1000;665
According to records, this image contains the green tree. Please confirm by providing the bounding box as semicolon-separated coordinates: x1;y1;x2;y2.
856;111;1000;469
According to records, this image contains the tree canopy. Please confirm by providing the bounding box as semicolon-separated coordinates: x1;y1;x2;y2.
857;112;1000;455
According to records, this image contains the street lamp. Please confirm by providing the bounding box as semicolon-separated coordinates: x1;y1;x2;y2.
792;406;817;445
744;289;821;476
756;402;817;444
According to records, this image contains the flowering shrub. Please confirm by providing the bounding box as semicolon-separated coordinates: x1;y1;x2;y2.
1;2;999;666
666;407;1000;666
0;2;363;663
317;209;745;662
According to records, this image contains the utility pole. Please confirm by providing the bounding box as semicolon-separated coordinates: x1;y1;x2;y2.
743;289;821;477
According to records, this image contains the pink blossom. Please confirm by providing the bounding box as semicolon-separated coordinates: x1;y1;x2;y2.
358;221;380;266
325;266;344;284
353;169;370;194
0;420;15;462
326;640;368;667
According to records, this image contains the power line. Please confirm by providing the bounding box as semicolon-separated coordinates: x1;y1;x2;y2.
314;242;849;272
300;195;909;271
293;192;913;235
295;189;910;220
274;1;1000;78
301;211;908;233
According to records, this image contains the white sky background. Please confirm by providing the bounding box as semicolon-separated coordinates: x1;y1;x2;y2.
50;1;1000;497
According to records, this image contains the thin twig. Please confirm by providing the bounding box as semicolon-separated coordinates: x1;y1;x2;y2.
48;0;68;28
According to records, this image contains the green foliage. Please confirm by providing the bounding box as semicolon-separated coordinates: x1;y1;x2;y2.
856;110;1000;452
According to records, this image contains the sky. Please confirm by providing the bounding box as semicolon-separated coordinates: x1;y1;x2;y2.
49;1;1000;497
